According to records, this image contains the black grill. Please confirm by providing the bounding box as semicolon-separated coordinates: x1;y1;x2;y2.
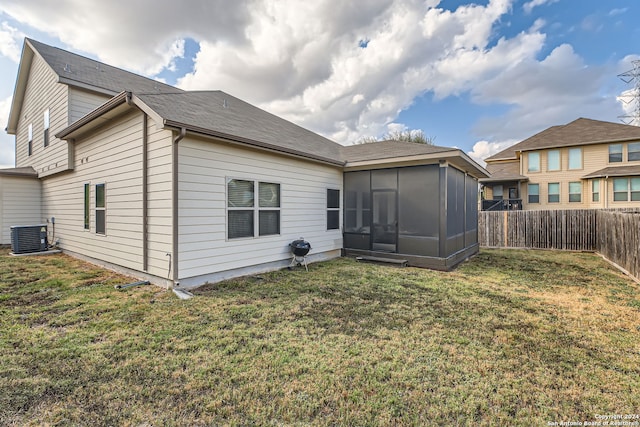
289;238;311;271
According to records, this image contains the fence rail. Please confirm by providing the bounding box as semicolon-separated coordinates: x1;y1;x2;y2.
479;209;640;281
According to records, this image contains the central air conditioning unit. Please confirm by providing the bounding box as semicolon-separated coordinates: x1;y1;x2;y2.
10;224;48;254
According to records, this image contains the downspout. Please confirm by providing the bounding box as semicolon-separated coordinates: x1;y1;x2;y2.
604;176;609;209
142;114;149;271
172;127;187;287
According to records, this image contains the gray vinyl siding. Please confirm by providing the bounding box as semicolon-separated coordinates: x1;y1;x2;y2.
14;53;71;177
178;135;343;280
42;110;173;277
68;88;111;123
0;176;42;244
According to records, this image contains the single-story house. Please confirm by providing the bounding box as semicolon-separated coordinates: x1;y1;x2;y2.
3;38;488;288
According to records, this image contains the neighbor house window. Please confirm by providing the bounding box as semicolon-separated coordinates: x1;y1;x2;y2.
592;180;600;202
528;183;539;204
227;179;280;239
628;142;640;162
568;148;582;170
28;123;33;156
84;184;90;230
609;144;623;163
569;182;582;203
95;183;106;234
327;189;340;230
613;178;640;202
528;152;540;172
492;185;503;200
548;183;560;203
43;109;50;147
547;150;560;171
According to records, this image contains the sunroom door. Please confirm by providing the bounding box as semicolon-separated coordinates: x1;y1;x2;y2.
371;190;397;252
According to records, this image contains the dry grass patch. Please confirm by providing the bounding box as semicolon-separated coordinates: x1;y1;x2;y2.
0;248;639;426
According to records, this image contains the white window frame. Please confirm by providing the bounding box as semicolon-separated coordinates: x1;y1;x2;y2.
327;188;340;230
43;109;50;148
547;150;560;171
95;183;106;235
28;123;33;156
568;182;582;203
609;144;623;163
568;148;582;170
226;178;281;240
527;152;540;173
527;183;539;204
628;142;640;162
548;183;560;203
592;179;600;202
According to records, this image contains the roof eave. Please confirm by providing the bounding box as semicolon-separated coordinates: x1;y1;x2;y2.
344;149;490;178
6;39;35;135
163;119;345;168
55;91;131;140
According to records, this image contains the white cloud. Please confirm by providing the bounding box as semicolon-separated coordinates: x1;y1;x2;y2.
0;0;250;76
609;8;628;17
0;95;15;168
467;139;517;166
0;22;25;62
523;0;559;14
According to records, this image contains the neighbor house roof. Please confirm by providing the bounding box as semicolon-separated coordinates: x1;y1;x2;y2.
480;161;528;183
485;118;640;162
582;165;640;179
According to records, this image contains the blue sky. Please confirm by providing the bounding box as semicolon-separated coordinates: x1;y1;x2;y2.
0;0;638;168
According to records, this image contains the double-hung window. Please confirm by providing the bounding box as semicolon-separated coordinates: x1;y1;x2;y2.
568;148;582;170
95;183;106;234
568;182;582;203
527;152;540;173
327;189;340;230
628;142;640;162
613;178;640;202
528;183;539;204
84;184;90;230
28;123;33;156
43;109;50;147
548;183;560;203
227;178;280;239
547;150;560;171
592;180;600;202
609;144;623;163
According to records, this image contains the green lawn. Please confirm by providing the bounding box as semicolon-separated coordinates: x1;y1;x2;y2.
1;248;639;426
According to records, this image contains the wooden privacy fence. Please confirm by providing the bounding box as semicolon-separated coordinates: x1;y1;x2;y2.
479;209;640;281
479;209;598;250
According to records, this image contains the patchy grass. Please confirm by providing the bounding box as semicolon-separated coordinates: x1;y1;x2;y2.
1;248;639;426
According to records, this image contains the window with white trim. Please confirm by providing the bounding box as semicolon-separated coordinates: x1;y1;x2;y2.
227;179;280;239
96;183;106;234
84;183;90;230
28;123;33;156
592;179;600;202
327;189;340;230
548;183;560;203
528;183;539;204
568;148;582;170
568;182;581;203
609;144;622;163
527;152;540;173
613;178;640;202
547;150;560;171
43;109;50;147
628;142;640;162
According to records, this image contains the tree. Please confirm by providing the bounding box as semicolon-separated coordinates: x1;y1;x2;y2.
355;129;436;145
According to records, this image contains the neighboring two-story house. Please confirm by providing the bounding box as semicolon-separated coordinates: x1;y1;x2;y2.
481;118;640;211
3;38;488;288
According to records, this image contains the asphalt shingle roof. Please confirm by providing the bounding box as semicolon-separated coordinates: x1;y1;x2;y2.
581;165;640;179
28;38;182;95
480;161;527;182
486;118;640;162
